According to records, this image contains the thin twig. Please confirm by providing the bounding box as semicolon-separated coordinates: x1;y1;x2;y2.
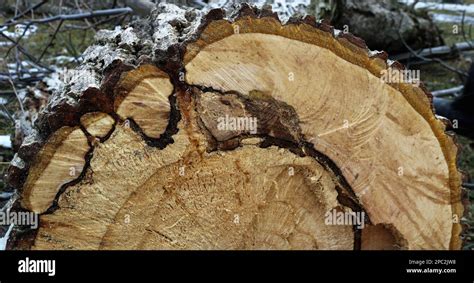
4;22;33;58
397;18;468;78
3;0;50;25
0;7;133;27
409;0;420;11
0;31;53;71
7;78;24;116
63;11;129;30
38;19;64;62
0;104;14;123
431;85;464;97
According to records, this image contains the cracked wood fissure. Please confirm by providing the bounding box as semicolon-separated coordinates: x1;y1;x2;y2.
5;4;465;250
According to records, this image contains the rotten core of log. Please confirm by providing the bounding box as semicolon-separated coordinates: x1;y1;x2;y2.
3;4;467;250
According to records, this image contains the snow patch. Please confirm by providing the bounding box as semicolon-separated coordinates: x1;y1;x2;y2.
400;0;474;13
0;24;37;39
0;135;12;148
0;224;13;250
431;13;474;24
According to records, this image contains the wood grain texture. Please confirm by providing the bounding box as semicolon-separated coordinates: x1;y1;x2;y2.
80;112;115;138
115;65;172;139
21;127;89;214
185;18;463;250
6;4;465;250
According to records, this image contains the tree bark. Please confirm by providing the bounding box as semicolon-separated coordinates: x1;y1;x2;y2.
4;3;467;250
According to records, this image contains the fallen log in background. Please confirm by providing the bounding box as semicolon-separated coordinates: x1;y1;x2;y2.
330;0;444;53
392;40;474;62
4;4;467;250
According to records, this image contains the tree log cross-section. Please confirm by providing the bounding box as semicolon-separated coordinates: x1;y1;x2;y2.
4;4;467;250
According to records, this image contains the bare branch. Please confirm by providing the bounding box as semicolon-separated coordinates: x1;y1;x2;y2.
0;104;14;124
460;10;473;50
0;31;53;71
38;19;64;62
0;7;134;27
431;85;464;97
3;0;50;25
397;17;468;79
7;78;25;116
